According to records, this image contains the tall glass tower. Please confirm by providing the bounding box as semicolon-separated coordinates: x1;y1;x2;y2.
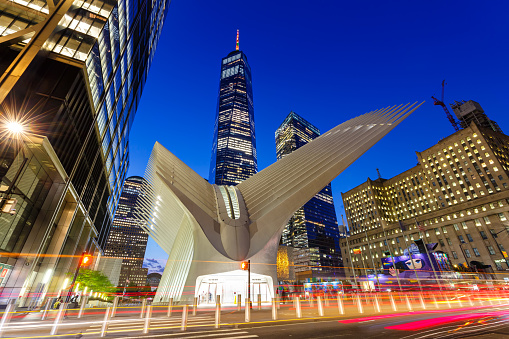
209;32;257;185
0;0;170;305
275;112;342;276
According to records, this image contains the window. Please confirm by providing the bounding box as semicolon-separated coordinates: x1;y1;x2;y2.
484;216;491;224
452;251;458;259
487;246;496;255
498;213;507;221
466;234;474;242
447;238;452;245
475;219;482;226
465;249;471;258
442;227;448;233
439;239;445;246
462;221;468;229
491;229;499;238
473;248;481;257
458;235;465;243
453;224;460;231
480;231;488;240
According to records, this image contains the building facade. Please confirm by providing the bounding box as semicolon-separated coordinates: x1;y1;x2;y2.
275;112;342;279
341;122;509;279
209;41;257;185
103;176;148;287
452;100;502;133
0;0;171;306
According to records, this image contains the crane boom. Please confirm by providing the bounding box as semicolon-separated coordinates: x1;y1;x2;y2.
432;80;459;131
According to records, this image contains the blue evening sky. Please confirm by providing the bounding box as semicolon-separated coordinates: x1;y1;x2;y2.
134;1;509;269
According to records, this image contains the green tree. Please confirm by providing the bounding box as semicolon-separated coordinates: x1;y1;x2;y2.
68;269;115;294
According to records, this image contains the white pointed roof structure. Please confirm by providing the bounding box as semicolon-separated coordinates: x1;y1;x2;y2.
136;102;423;301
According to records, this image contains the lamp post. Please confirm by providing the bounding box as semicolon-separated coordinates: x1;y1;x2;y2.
458;242;470;270
491;229;509;269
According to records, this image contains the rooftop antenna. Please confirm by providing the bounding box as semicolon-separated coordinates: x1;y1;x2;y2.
376;168;381;180
236;30;239;51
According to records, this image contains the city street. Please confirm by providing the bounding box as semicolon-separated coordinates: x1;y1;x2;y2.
1;292;509;338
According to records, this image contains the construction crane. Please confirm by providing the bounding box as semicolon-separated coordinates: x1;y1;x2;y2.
431;80;459;131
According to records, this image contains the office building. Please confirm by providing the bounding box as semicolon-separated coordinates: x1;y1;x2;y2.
275;112;342;278
0;0;171;306
341;120;509;279
103;176;148;287
209;33;257;185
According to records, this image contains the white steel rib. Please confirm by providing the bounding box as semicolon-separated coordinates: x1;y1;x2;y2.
136;102;423;302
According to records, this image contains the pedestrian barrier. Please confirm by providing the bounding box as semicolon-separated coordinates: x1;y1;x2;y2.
389;293;397;311
140;299;147;319
192;297;198;316
41;299;52;320
356;294;363;314
317;296;324;316
295;297;302;318
215;295;221;329
405;294;412;311
0;300;15;337
50;302;67;336
272;298;278;320
181;304;188;331
245;298;251;322
111;296;119;317
419;293;426;309
373;294;381;313
167;297;173;317
100;306;111;337
143;305;152;334
337;293;344;315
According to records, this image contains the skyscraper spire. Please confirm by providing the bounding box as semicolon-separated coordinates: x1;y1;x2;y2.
236;29;239;51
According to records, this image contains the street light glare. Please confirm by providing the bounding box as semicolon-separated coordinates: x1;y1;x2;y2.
7;121;23;134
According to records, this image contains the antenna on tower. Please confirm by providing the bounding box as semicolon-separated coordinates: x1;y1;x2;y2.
236;30;239;51
376;168;381;180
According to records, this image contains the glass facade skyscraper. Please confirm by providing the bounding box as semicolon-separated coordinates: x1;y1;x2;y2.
209;47;257;185
275;112;342;276
104;176;148;287
0;0;170;306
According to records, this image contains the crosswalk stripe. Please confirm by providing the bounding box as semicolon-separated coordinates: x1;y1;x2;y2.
88;318;214;327
117;329;248;338
86;320;216;331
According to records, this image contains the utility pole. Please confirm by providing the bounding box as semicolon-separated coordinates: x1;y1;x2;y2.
66;252;91;303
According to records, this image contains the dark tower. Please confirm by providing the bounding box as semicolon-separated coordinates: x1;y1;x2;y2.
275;112;342;277
209;31;257;185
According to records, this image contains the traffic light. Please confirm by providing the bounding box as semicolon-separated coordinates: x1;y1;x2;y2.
80;253;92;267
240;261;249;270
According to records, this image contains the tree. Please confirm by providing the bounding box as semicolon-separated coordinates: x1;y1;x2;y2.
67;269;115;294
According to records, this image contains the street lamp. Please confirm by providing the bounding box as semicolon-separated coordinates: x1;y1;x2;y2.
458;242;470;270
1;120;27;215
6;121;23;134
490;229;509;269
